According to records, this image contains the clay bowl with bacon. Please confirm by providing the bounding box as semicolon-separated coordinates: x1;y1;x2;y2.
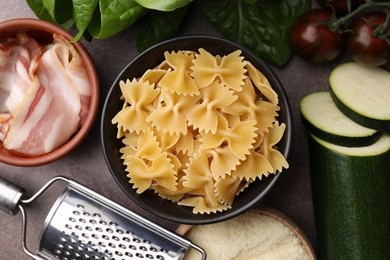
0;18;99;166
101;35;292;224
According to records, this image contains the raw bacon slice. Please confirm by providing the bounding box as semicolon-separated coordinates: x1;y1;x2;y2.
0;34;44;115
3;62;81;155
50;35;91;126
0;112;11;141
2;34;91;156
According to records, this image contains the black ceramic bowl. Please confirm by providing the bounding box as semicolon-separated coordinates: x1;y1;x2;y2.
101;35;292;225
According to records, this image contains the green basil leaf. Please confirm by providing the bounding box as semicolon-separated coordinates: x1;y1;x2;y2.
72;0;99;41
42;0;73;24
134;0;192;11
88;0;147;39
41;0;55;20
196;0;310;66
242;0;258;3
26;0;56;23
136;6;188;52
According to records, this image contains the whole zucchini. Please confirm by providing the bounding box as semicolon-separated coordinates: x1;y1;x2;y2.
308;133;390;260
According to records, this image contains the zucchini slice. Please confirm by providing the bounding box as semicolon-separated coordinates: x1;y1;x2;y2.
300;91;380;147
329;62;390;131
309;133;390;260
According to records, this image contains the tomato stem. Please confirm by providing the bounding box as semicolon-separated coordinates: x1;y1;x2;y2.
328;1;390;33
376;11;390;45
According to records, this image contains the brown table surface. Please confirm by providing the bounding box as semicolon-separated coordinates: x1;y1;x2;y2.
0;1;343;259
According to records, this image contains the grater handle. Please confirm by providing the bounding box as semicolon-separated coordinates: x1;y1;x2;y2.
0;176;25;215
0;176;69;260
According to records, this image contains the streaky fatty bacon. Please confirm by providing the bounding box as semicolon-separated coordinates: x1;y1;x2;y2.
0;34;44;140
1;34;91;156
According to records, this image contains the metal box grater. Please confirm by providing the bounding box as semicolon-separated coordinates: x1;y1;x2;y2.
0;176;206;260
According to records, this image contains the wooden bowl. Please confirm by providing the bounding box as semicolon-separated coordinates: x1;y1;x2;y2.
177;205;316;259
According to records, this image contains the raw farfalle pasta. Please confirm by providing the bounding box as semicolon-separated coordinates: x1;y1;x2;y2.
191;49;246;91
159;51;199;96
147;89;200;135
121;128;177;194
112;79;160;135
185;81;237;134
223;78;279;134
200;114;257;161
112;48;289;214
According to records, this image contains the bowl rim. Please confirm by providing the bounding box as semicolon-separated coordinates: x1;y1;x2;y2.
0;18;100;166
101;35;292;224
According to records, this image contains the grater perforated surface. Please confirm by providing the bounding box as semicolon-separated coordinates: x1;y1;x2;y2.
54;203;174;259
38;186;188;260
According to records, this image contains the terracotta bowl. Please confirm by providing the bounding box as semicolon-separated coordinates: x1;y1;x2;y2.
101;35;292;224
0;18;99;166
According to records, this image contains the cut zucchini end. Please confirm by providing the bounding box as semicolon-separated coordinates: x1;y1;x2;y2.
309;133;390;157
329;62;390;131
330;88;390;131
300;91;380;147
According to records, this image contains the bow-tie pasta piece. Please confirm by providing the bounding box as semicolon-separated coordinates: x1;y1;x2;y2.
258;122;289;173
232;148;274;181
127;153;177;194
180;151;230;214
191;48;246;91
185;81;237;134
223;78;279;134
207;146;242;180
200;114;257;161
153;127;181;152
147;89;200;135
214;175;243;206
245;61;278;105
173;130;196;155
112;79;160;134
159;51;200;96
141;68;167;85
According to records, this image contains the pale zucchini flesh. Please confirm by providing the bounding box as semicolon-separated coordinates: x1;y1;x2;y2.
300;91;380;147
329;62;390;130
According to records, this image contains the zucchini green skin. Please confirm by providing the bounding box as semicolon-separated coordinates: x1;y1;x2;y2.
308;134;390;260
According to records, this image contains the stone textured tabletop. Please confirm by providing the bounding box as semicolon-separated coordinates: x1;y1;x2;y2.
0;1;340;259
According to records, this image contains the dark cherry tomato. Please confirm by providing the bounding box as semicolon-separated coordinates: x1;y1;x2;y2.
315;0;363;14
290;9;344;64
346;11;390;67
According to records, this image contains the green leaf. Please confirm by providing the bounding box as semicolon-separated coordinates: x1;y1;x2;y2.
72;0;99;41
196;0;310;66
136;6;188;52
242;0;258;3
41;0;55;20
88;0;147;39
26;0;56;23
134;0;192;11
42;0;73;24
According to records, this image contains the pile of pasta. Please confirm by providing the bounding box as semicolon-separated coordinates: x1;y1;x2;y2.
112;48;289;214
